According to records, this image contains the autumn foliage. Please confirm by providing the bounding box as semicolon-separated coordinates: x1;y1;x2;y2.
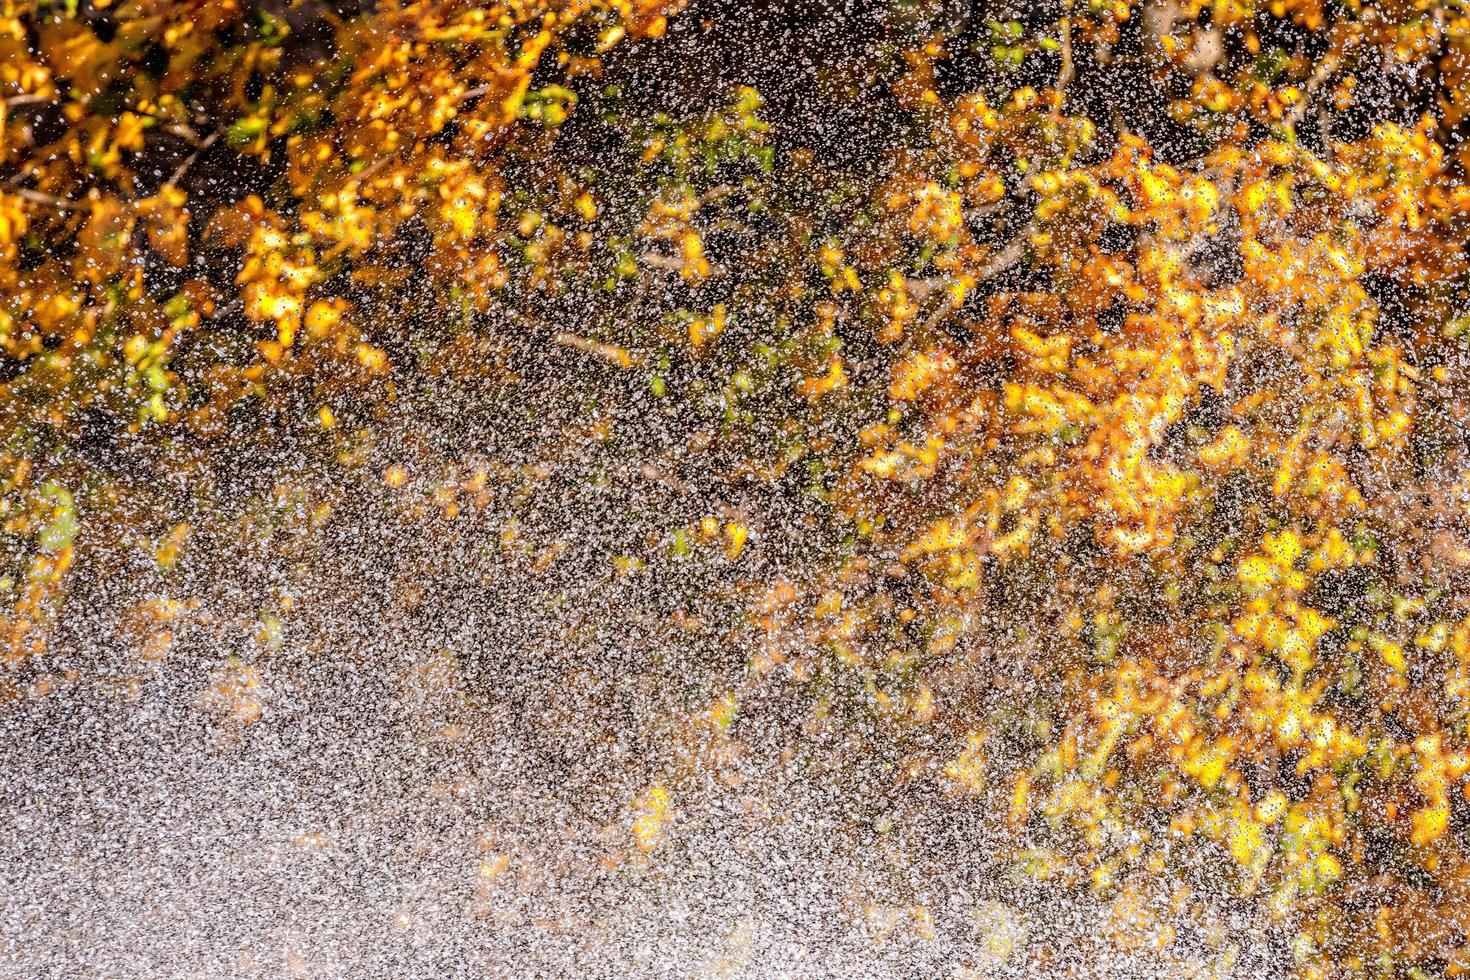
7;0;1470;974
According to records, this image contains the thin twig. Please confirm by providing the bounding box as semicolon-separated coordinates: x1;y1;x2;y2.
635;462;756;535
164;129;219;190
12;188;77;211
919;226;1034;333
640;251;728;278
1284;55;1340;141
166;122;204;146
1171;176;1238;280
349;150;400;186
4;93;53;108
904;277;950;302
552;332;635;369
640;252;685;271
964;198;1010;227
1053;15;1074;119
452;85;492;106
975;227;1032;277
636;463;694;496
696;183;742;208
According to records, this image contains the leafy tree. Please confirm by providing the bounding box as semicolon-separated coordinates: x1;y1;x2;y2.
6;0;1470;973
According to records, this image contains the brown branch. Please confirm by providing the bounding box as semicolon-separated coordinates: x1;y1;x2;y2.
164;129;219;190
1169;176;1238;272
1052;15;1074;119
636;463;693;495
4;93;52;108
1284;55;1341;141
12;188;77;211
3;163;43;186
696;184;741;208
904;277;950;302
452;84;493;106
552;332;635;369
965;198;1010;227
639;251;728;278
919;226;1034;333
640;252;685;271
165;122;205;146
349;150;400;187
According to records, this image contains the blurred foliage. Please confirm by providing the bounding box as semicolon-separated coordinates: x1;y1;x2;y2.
7;0;1470;974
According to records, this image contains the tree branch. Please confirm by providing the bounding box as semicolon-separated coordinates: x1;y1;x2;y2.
1284;55;1341;141
452;84;493;106
552;332;635;369
1052;15;1074;119
919;226;1034;333
640;250;727;278
11;188;77;211
3;93;52;108
164;129;219;190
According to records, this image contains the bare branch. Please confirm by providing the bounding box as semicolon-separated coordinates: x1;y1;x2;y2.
3;93;52;108
166;122;205;146
12;188;77;211
452;84;493;106
904;277;950;302
639;251;727;278
1284;55;1341;140
633;460;759;538
976;232;1031;280
696;184;740;208
164;129;219;190
1052;16;1074;119
349;151;399;186
640;252;685;271
552;332;635;369
964;198;1010;227
919;226;1034;333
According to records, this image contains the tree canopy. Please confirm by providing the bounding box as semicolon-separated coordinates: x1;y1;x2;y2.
6;0;1470;974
